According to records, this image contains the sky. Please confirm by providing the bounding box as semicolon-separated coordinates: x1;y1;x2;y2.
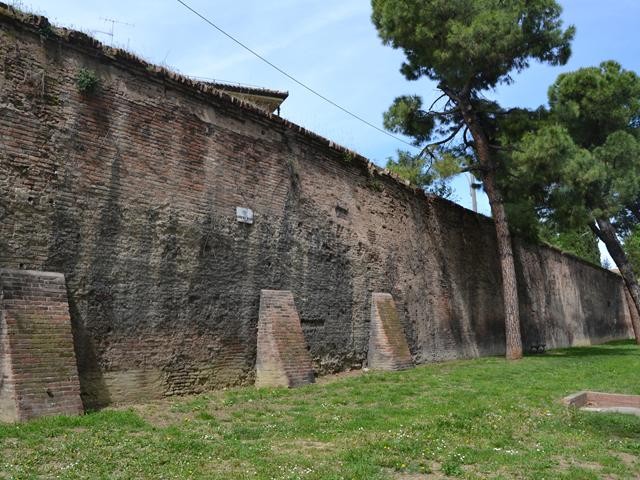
15;0;640;261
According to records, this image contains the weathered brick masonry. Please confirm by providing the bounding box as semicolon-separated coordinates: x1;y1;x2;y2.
255;290;315;388
368;293;414;371
0;8;634;408
0;269;83;421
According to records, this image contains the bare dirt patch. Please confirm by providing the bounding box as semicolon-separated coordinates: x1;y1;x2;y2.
555;456;605;474
315;368;366;385
391;470;447;480
614;451;637;467
272;439;336;458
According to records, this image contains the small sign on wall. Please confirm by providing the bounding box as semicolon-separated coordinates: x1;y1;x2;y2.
236;207;254;224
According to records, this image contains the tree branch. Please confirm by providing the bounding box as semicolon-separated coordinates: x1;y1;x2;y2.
589;221;602;240
460;165;487;174
463;127;473;148
437;83;461;104
416;123;464;160
428;93;447;112
425;108;460;119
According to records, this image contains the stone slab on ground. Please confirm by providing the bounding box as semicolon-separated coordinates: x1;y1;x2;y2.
0;269;83;422
255;290;315;388
563;391;640;417
368;293;414;371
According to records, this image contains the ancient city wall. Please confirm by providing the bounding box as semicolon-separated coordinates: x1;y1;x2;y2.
0;8;633;409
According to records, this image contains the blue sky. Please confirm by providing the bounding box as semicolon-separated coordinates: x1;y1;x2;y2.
17;1;640;260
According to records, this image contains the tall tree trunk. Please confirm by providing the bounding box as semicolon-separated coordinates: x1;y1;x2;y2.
592;217;640;344
623;287;640;345
459;101;523;360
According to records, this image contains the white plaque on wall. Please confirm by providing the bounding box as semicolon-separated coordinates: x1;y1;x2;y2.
236;207;254;224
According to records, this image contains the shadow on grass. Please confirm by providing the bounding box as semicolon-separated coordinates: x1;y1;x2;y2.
576;409;640;440
0;409;149;439
544;341;639;358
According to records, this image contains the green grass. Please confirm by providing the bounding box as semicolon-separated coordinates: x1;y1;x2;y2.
2;341;640;479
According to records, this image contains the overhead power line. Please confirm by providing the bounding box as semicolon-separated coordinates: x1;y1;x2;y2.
174;0;417;149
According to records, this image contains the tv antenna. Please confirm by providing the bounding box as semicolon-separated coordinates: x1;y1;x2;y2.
95;17;134;47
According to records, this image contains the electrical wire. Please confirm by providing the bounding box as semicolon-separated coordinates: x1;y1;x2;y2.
175;0;417;149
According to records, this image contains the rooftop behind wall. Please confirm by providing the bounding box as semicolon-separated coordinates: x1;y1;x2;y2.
0;6;633;409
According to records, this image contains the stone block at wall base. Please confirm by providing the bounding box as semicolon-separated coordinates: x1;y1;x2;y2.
368;293;414;371
0;269;83;422
255;290;315;388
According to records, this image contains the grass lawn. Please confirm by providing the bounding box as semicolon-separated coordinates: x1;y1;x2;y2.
2;341;639;479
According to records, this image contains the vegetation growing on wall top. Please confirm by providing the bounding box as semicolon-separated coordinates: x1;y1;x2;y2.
75;68;99;94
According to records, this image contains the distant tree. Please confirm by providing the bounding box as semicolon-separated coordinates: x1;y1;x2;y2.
539;224;601;266
617;197;640;238
385;134;604;267
371;0;575;359
514;61;640;339
385;150;454;198
624;225;640;275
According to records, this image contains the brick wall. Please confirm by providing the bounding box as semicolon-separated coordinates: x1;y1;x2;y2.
0;269;83;421
368;293;413;371
0;9;634;408
255;290;315;388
